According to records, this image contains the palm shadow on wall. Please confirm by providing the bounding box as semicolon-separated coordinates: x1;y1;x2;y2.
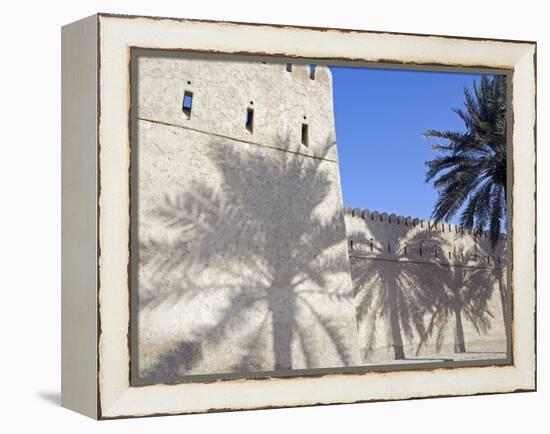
419;238;508;356
351;221;506;362
134;133;359;382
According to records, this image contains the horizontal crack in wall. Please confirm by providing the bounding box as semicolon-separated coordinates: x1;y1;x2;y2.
137;117;338;163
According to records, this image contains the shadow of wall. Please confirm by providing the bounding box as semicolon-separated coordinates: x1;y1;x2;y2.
345;209;508;364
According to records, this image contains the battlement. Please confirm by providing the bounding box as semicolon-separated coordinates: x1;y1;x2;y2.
344;207;507;268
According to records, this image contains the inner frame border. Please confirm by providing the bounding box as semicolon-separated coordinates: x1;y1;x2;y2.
128;47;515;387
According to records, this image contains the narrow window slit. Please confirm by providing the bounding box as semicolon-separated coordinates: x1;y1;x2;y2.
182;91;193;119
246;108;254;133
301;123;309;147
285;63;292;72
309;64;316;80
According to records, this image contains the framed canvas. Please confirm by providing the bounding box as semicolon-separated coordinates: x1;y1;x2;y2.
61;13;536;419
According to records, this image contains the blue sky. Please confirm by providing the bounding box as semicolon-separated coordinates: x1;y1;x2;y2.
329;66;488;223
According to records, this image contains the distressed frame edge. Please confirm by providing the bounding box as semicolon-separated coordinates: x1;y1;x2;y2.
61;13;100;420
94;13;537;419
95;11;536;46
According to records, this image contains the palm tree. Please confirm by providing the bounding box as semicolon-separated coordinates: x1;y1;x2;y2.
424;75;507;247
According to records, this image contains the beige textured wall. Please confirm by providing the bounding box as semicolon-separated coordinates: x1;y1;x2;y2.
136;53;338;161
345;208;508;364
133;52;361;382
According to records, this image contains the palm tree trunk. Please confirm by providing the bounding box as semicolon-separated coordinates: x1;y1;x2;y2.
269;280;294;371
272;308;292;370
388;284;405;360
454;305;466;353
497;270;511;355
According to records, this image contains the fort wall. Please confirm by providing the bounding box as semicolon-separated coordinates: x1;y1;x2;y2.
344;208;509;363
133;52;361;382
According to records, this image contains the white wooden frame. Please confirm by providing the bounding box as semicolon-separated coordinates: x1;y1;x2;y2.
61;13;536;419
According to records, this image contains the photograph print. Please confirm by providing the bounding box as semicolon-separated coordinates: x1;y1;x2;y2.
130;50;510;384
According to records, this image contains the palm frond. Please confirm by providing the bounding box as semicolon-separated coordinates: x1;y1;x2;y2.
424;75;508;248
